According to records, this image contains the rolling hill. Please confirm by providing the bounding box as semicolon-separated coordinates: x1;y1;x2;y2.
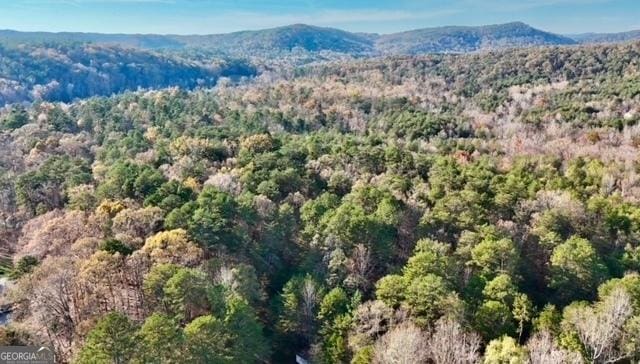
570;29;640;44
375;22;576;54
0;29;185;49
0;22;603;57
181;24;375;55
1;21;638;106
0;43;256;106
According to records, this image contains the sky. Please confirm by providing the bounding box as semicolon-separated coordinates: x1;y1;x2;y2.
0;0;639;35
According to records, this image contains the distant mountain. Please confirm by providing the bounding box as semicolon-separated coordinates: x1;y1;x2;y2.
180;24;375;55
0;24;376;55
0;22;581;57
3;22;639;59
375;22;576;54
0;29;185;49
569;30;640;44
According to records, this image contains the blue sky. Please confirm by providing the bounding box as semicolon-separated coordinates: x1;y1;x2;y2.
0;0;639;35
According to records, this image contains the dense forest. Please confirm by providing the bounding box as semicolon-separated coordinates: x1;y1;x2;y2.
0;43;256;106
0;22;574;55
2;21;638;58
1;38;640;363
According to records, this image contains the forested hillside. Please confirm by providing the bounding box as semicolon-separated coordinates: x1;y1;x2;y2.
375;22;575;54
5;21;635;58
1;22;636;110
571;29;640;44
1;39;640;363
0;43;256;106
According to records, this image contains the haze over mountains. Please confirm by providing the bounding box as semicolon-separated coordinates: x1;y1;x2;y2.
1;21;639;57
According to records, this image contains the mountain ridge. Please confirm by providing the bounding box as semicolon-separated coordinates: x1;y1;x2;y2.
2;22;638;56
570;29;640;44
375;21;577;54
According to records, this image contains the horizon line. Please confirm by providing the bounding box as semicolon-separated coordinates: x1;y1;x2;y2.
0;21;638;38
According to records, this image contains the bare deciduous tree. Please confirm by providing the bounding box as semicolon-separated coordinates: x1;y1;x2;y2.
112;206;163;248
15;210;103;260
374;322;429;364
301;277;320;327
568;287;633;363
346;243;373;292
427;317;481;364
12;257;81;362
526;331;582;364
349;300;397;352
